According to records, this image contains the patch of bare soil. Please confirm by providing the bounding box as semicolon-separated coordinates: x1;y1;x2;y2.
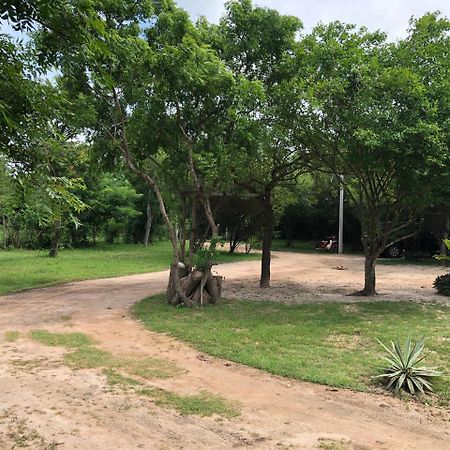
0;252;449;449
221;252;450;305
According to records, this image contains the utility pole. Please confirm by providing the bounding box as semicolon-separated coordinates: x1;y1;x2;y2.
338;176;344;254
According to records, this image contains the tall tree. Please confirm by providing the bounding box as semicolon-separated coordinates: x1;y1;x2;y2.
35;0;232;304
398;13;450;259
292;21;447;295
215;0;304;287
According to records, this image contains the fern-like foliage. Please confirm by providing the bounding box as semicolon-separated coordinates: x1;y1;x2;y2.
434;238;450;262
375;337;442;395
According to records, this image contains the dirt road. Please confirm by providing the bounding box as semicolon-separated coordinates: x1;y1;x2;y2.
0;252;449;449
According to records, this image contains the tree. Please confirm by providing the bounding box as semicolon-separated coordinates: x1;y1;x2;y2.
95;174;142;244
213;196;263;253
215;0;305;287
36;0;228;304
398;13;450;261
292;21;447;295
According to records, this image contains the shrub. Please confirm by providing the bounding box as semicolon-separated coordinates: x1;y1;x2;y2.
433;273;450;296
434;238;450;262
375;337;441;395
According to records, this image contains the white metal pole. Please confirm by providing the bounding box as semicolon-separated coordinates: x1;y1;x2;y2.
338;176;344;254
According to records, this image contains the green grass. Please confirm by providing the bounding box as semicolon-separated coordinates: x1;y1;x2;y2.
134;295;450;404
102;367;239;417
0;411;60;450
102;368;143;387
319;440;353;450
64;347;182;379
30;330;94;348
0;242;259;295
4;331;19;342
30;330;182;380
28;329;237;417
139;387;240;417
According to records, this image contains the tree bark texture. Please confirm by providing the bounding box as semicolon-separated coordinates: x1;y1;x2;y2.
362;254;377;295
143;189;153;246
169;265;222;306
2;214;7;249
260;195;274;288
48;220;62;258
441;213;449;268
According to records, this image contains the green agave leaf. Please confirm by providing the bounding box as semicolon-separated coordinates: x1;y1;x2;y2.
414;376;433;392
376;338;400;361
379;355;401;369
407;337;425;366
395;372;407;392
377;337;441;395
411;352;431;367
375;369;403;379
387;375;398;389
393;341;406;369
406;378;415;395
413;368;442;377
411;377;425;394
404;337;412;366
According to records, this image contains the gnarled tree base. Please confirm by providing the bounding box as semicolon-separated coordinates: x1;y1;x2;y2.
167;265;222;307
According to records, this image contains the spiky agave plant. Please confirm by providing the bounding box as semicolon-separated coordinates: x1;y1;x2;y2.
375;337;442;395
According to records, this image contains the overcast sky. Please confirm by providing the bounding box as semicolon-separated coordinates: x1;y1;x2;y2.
177;0;450;40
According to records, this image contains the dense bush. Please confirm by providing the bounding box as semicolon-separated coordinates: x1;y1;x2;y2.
433;239;450;295
433;273;450;296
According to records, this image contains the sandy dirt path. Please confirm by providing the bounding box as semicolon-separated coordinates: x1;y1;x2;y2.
0;252;449;449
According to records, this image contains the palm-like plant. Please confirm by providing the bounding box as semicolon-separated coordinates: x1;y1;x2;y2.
375;337;442;394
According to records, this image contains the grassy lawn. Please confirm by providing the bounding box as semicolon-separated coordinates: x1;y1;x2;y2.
0;242;259;295
134;295;450;405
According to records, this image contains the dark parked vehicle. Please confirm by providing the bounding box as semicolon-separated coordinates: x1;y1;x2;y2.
380;231;441;258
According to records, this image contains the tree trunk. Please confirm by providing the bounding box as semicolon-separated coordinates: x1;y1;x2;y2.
284;224;294;248
441;213;449;268
350;251;378;296
206;274;222;303
363;254;377;295
229;231;239;253
48;220;62;258
188;197;197;271
168;265;222;306
260;195;273;288
143;189;153;246
2;214;7;249
179;199;189;264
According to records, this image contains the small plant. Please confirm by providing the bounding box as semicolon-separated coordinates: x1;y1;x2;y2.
433;239;450;295
375;337;441;394
193;236;225;271
434;238;450;262
433;273;450;296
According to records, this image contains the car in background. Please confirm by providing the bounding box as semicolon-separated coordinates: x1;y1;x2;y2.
380;230;441;258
